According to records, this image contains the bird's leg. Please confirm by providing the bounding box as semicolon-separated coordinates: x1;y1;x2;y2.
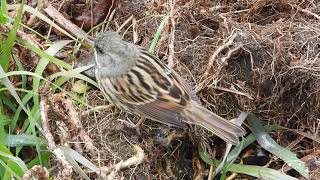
117;117;145;134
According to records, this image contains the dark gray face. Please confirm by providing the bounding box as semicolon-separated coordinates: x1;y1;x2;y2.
93;31;140;77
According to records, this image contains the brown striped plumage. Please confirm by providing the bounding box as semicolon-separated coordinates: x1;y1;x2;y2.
94;31;246;144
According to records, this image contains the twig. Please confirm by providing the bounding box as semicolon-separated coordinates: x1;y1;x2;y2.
5;24;42;48
132;16;138;44
220;45;243;65
226;172;238;180
220;9;250;16
204;31;239;77
60;94;96;154
40;96;73;179
296;6;320;21
100;145;145;173
81;105;113;116
46;1;66;45
207;164;214;180
102;0;117;32
209;85;253;100
164;130;183;146
117;15;133;33
50;93;96;155
167;0;176;68
43;4;93;46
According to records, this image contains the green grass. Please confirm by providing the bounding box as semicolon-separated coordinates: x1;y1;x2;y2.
0;1;24;72
0;1;96;178
199;115;310;179
0;0;8;24
149;14;169;53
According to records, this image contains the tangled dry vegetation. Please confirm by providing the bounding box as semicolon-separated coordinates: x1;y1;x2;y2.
78;0;320;179
3;0;320;179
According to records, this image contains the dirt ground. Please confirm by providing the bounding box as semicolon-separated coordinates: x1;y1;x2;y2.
9;0;320;179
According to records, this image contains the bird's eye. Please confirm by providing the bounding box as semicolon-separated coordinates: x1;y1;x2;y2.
95;45;104;54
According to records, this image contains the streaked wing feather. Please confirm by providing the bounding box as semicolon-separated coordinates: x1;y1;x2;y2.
139;49;198;101
132;100;185;127
171;69;200;102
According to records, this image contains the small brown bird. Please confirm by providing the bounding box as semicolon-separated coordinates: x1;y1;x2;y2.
93;31;245;144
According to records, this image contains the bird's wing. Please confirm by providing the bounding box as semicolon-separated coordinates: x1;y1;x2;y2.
106;49;195;127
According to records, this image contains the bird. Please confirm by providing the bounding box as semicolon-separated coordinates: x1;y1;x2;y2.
93;31;246;144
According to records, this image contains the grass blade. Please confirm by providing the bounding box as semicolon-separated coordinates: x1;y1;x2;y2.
0;159;21;180
32;40;73;116
226;163;298;180
0;143;27;177
247;114;309;178
0;0;25;71
226;125;281;164
199;145;297;180
17;37;72;70
148;15;169;53
12;54;27;89
5;134;47;147
26;151;51;169
0;0;8;24
60;146;98;180
7;4;76;41
0;67;42;132
49;65;97;88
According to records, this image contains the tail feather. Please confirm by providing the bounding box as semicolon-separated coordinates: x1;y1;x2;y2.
184;102;246;144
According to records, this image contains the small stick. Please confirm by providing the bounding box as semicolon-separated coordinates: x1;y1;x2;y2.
132;17;138;44
5;24;42;48
167;0;176;68
102;0;117;31
210;86;253;100
100;145;145;173
207;164;214;180
296;6;320;20
117;15;133;33
220;45;243;65
44;4;93;46
204;31;239;77
81;105;113;116
40;96;73;179
61;94;96;154
50;93;96;155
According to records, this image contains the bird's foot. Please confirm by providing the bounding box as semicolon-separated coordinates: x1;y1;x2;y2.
117;118;145;134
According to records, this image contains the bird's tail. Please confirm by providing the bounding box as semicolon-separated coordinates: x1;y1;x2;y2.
184;102;246;144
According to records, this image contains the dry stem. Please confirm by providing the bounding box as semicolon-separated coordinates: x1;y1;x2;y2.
40;96;73;179
81;105;113;116
50;93;96;155
44;4;93;46
167;0;176;68
296;6;320;21
204;31;239;77
100;145;145;174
